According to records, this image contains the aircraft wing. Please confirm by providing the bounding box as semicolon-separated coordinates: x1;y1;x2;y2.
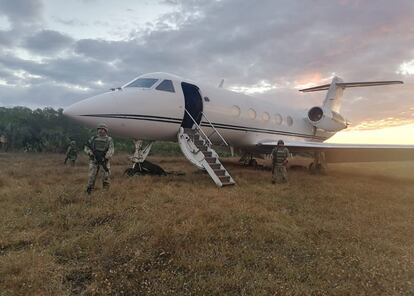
257;141;414;163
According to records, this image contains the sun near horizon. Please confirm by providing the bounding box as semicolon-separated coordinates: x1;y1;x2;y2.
327;123;414;145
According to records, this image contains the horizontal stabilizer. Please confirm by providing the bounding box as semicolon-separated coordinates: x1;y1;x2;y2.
300;80;403;92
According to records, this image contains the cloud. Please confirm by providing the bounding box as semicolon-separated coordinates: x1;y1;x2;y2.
0;0;43;25
22;30;74;54
0;29;14;45
74;39;131;61
0;52;120;89
52;17;87;27
0;81;95;108
0;0;44;47
0;0;413;128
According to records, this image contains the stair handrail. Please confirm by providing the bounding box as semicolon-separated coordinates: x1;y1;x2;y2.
184;109;213;146
201;112;228;146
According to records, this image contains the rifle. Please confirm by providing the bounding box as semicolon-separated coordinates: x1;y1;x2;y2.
85;142;109;172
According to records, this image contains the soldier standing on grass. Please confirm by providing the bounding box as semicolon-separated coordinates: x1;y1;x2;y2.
271;140;289;184
84;123;114;194
0;134;8;152
64;140;78;166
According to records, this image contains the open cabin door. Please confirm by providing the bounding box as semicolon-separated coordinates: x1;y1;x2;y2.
181;82;203;128
177;82;235;187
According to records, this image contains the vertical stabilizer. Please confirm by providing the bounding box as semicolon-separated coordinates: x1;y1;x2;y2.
300;77;402;113
323;76;344;113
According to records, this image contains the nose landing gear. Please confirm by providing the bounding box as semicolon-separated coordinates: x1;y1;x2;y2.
124;140;167;176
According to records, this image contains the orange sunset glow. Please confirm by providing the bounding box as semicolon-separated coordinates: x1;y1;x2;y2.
328;123;414;144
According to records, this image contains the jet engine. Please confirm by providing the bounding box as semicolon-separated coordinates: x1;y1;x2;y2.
307;106;347;132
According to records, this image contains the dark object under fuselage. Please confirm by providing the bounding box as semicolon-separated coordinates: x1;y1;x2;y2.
124;160;167;176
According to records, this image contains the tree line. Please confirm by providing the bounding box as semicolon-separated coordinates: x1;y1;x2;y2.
0;106;182;155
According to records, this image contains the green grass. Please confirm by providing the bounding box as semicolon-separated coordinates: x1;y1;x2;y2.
0;153;413;295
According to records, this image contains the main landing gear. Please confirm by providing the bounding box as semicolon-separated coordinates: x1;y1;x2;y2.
239;152;258;168
309;151;327;174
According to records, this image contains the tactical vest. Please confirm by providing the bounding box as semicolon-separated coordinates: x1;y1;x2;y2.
67;146;77;157
272;147;288;165
92;136;110;152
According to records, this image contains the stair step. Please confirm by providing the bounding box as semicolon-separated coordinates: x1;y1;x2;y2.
219;176;230;183
214;169;226;176
179;128;235;187
203;151;213;157
194;140;205;146
210;163;221;170
205;157;217;163
184;129;196;136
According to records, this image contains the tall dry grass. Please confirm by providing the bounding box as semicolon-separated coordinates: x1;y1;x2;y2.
0;152;413;295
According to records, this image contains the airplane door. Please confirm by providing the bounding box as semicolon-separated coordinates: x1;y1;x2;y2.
181;82;203;128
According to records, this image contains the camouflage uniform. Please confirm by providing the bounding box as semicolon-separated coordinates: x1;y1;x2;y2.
84;128;114;192
271;144;289;184
0;135;8;152
65;141;78;166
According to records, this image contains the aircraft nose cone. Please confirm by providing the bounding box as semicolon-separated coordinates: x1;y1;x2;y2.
63;104;78;118
63;96;95;124
63;92;117;128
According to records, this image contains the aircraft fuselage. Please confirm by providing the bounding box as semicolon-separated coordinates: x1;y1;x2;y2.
64;72;333;148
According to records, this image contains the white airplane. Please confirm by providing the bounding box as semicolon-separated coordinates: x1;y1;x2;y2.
64;72;413;187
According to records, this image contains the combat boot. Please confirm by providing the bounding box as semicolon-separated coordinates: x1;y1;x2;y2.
86;186;93;195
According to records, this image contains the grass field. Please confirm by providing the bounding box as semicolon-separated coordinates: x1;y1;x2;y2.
1;152;413;295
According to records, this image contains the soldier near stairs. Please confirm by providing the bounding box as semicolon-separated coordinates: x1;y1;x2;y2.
271;140;289;184
84;123;114;194
64;140;78;166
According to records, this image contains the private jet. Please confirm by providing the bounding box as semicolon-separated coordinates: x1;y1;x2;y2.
64;72;413;187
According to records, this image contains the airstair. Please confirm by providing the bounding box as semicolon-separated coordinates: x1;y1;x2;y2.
178;110;235;187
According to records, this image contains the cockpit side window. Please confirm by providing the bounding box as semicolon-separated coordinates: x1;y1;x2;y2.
125;78;158;88
156;80;175;93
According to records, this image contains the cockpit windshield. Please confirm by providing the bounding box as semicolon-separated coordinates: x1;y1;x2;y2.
125;78;158;88
156;80;175;93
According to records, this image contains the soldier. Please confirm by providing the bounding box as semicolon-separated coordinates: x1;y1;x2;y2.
271;140;289;184
64;140;78;166
0;134;8;152
84;123;114;194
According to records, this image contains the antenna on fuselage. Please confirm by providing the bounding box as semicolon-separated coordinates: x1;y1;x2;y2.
218;79;224;88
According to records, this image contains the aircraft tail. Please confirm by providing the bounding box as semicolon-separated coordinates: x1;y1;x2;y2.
299;77;403;113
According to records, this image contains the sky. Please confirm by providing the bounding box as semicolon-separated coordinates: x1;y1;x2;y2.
0;0;413;143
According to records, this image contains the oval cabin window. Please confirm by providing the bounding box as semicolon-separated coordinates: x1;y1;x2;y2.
274;113;282;125
262;112;270;122
248;108;257;120
231;105;241;117
287;116;293;126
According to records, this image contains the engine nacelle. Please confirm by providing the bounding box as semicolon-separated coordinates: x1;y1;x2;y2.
307;106;347;132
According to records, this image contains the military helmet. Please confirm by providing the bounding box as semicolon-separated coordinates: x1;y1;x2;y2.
97;123;109;132
277;140;284;145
